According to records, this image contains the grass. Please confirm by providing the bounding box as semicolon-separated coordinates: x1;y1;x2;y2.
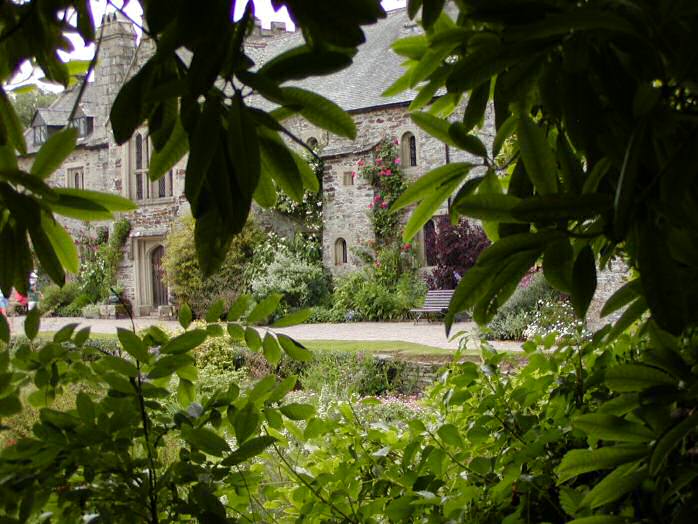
299;339;453;356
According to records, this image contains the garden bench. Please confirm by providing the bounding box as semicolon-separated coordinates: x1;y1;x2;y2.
410;289;454;322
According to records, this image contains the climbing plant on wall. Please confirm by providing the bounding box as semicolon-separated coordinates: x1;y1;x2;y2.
359;137;407;246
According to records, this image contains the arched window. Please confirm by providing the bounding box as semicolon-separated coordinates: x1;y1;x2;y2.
401;132;417;167
307;136;318;150
424;219;437;266
334;238;348;265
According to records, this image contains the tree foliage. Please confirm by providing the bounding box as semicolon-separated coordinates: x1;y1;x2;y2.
389;0;698;336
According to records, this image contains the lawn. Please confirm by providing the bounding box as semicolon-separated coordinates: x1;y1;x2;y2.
299;339;453;356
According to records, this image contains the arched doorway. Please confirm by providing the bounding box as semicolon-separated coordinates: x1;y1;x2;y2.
151;245;167;307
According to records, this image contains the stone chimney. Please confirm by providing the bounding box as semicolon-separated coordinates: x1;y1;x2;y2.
94;12;137;106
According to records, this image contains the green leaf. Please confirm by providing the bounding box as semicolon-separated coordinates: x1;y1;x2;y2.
117;328;150;362
270;309;312;328
449;123;488;158
74;326;91;346
463;80;491;133
0;314;9;344
650;413;698;475
556;446;648;484
451;194;521;222
280;403;315;420
493;114;517;157
53;188;137;219
110;63;153;145
0;89;26;154
177;378;196;407
183;427;230;457
392;35;427;59
262;333;282;366
227;322;245;341
543;238;573;292
567;517;629;524
437;423;464;447
580;462;645;509
258;130;304;203
247;294;282;324
410;112;455;146
233;403;259;444
148;354;194;379
227;294;252;321
244;327;262;351
148;116;187;181
571;246;596;318
30;128;78;179
601;280;641;318
517;116;558;195
52;323;78;343
257;45;353;82
160;329;207;354
228;95;261;200
205;299;226;323
511;194;612;223
402;173;464;241
278;334;313;362
41;214;79;274
76;392;95;421
24;306;40;340
0;395;22;416
605;364;676;392
97;355;139;378
280;87;356;139
393;163;473;211
222;436;276;466
573;414;654;442
179;304;192;329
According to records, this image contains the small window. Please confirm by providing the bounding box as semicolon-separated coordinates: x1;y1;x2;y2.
334;238;348;265
33;126;47;146
69;117;93;137
67;167;84;189
343;171;354;186
401;132;417;167
307;136;318;149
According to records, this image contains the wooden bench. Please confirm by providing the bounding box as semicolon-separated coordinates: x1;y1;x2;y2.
410;289;454;322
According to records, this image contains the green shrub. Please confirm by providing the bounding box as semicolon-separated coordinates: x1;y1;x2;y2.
163;215;265;317
250;251;330;310
39;282;80;314
56;293;92;317
331;270;426;321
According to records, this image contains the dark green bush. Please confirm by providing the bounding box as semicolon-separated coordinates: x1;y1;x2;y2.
39;282;80;315
56;294;92;317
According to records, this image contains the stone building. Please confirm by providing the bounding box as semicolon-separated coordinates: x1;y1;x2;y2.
19;8;622;323
20;8;492;316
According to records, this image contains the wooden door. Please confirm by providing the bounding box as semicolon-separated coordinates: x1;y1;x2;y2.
151;245;167;307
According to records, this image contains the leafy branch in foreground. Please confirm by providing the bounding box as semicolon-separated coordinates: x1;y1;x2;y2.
388;1;698;337
0;295;316;522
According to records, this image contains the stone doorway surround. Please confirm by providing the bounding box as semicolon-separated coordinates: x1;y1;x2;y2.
131;234;168;316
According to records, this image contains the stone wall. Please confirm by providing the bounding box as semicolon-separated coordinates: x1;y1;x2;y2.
586;258;629;331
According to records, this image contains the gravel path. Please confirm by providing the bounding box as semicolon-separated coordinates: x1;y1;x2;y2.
6;316;522;351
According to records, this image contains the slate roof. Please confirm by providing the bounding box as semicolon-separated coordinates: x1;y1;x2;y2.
24;8;421;154
25;81;107;153
247;8;420;112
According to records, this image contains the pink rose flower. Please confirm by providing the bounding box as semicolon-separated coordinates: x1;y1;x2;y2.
368;203;373;209
385;169;392;176
375;158;382;164
403;242;412;250
358;159;364;166
380;202;388;209
394;158;401;165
